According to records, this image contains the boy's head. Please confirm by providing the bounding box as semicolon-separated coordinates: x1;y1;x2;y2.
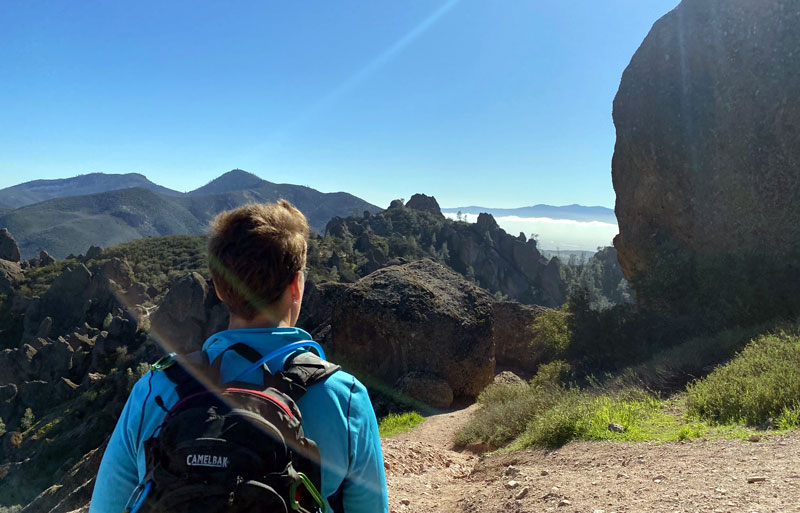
208;200;309;321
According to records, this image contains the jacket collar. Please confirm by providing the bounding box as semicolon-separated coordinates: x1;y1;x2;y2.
201;327;314;371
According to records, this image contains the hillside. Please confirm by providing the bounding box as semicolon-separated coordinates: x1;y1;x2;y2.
0;173;181;209
0;188;206;260
0;170;382;260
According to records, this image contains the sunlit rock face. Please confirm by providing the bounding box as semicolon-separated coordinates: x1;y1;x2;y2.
612;0;800;319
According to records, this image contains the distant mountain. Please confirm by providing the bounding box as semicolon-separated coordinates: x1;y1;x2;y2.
0;172;182;209
441;204;617;224
182;170;380;231
188;169;267;196
0;170;382;259
0;188;205;260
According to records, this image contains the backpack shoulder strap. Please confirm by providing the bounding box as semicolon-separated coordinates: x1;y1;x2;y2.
275;351;341;403
161;350;215;397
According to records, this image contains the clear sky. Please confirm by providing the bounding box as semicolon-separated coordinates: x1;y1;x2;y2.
0;0;678;209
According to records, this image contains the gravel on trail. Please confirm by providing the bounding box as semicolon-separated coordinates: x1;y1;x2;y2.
383;406;800;513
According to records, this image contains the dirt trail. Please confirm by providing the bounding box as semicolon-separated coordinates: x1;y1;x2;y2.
383;406;800;513
383;404;480;512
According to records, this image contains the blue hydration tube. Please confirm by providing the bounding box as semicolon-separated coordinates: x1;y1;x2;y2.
231;340;326;382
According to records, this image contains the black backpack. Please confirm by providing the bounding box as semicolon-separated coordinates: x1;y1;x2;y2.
126;343;340;513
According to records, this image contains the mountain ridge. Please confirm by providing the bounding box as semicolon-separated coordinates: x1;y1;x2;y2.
0;172;182;209
0;170;382;259
441;204;616;224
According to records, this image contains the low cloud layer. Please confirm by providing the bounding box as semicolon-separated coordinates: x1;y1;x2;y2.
443;213;619;251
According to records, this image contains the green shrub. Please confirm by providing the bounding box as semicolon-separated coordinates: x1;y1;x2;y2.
530;360;572;390
530;306;571;358
0;416;5;436
776;407;800;430
677;422;707;441
20;408;35;432
378;411;425;437
686;329;800;425
454;383;564;449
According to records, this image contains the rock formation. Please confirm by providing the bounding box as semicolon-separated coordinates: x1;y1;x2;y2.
612;0;800;319
320;197;564;306
38;250;56;267
149;272;229;353
492;301;547;372
0;258;22;296
326;259;495;407
405;193;444;217
0;228;21;262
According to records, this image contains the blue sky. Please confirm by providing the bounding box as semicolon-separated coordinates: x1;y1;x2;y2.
0;0;678;209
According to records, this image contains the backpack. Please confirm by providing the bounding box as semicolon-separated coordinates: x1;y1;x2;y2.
125;342;340;513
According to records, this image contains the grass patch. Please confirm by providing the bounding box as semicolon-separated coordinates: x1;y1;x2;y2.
687;328;800;426
512;388;670;449
378;412;424;437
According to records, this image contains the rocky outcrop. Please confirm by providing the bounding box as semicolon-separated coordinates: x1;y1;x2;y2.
0;228;21;262
448;212;557;305
39;250;56;267
322;197;565;306
298;280;349;338
405;193;443;218
327;259;495;406
612;0;800;317
21;264;119;339
0;258;22;295
149;273;228;353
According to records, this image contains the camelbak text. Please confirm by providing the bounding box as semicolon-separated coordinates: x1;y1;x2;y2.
186;454;229;468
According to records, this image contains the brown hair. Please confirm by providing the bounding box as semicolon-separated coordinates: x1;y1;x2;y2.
208;200;309;320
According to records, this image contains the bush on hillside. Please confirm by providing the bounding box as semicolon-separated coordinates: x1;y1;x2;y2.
530;306;571;359
686;328;800;426
514;388;660;448
453;363;569;448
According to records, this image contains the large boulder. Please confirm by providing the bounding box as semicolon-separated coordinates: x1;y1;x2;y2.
98;257;133;290
27;265;93;336
0;258;22;295
38;250;56;267
149;273;228;353
0;228;21;262
328;259;495;404
612;0;800;320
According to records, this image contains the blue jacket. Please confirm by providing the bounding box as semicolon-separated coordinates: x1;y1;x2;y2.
89;327;388;513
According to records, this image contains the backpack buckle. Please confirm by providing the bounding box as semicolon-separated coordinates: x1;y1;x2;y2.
289;472;325;512
152;353;177;371
122;480;153;513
